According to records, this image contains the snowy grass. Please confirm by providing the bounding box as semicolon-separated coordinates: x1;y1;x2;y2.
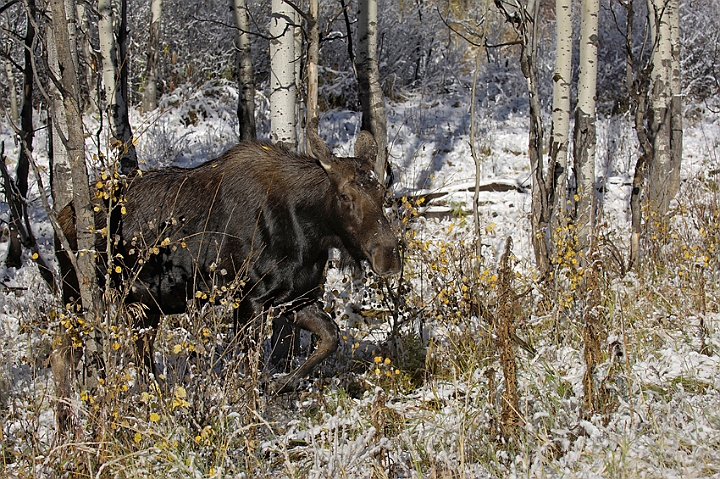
2;91;720;477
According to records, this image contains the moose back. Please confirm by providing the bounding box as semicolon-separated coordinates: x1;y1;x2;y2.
57;130;401;394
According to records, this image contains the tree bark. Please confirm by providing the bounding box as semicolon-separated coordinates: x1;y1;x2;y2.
513;0;551;277
98;0;137;174
49;0;103;391
76;1;97;112
305;0;320;155
270;0;297;148
339;0;356;78
669;0;682;214
357;0;388;183
573;0;599;255
293;7;304;152
5;0;36;268
549;0;572;252
46;4;73;213
623;0;652;269
233;0;256;140
142;0;162;113
646;0;681;224
4;63;18;122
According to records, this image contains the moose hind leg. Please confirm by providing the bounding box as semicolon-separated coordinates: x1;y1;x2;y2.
268;303;339;395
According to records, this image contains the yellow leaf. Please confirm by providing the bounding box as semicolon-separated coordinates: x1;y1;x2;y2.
149;412;160;422
175;386;187;399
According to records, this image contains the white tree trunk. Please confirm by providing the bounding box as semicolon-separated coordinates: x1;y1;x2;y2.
233;0;256;140
293;7;304;152
76;1;97;112
142;0;162;113
4;62;18;122
270;0;297;148
669;0;682;203
307;0;319;123
46;8;73;212
98;0;117;121
59;0;80;78
549;0;573;242
573;0;599;254
647;0;681;219
357;0;388;182
98;0;137;174
305;0;320;156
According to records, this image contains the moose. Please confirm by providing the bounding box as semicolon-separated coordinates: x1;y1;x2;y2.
54;126;401;406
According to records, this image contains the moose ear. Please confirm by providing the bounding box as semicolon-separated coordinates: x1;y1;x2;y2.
307;117;335;168
353;131;378;166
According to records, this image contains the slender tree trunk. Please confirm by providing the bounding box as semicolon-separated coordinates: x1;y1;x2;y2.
4;63;18;122
46;6;73;213
142;0;162;113
306;0;320;154
340;0;356;78
646;0;680;225
233;0;256;140
357;0;388;183
64;0;79;73
669;0;682;212
573;0;599;255
98;0;137;174
549;0;573;252
18;0;35;198
293;7;304;152
515;0;551;277
270;0;297;148
49;0;103;392
76;1;97;112
624;0;653;269
5;0;36;268
470;51;483;259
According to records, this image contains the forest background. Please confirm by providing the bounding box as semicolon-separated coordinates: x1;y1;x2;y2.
1;0;720;477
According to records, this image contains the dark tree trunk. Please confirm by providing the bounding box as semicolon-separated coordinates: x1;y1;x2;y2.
4;0;35;268
233;0;256;140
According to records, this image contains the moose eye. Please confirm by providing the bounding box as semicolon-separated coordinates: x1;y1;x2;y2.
339;194;351;203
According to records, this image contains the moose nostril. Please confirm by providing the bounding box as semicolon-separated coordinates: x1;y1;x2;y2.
370;245;401;276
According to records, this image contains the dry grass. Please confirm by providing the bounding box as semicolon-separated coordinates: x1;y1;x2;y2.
3;168;720;477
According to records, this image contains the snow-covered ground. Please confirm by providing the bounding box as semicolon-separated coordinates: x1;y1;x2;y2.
2;84;720;477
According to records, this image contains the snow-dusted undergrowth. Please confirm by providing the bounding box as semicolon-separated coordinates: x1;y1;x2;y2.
2;84;720;477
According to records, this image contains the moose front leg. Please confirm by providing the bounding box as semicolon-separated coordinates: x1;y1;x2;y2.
270;313;299;371
135;313;161;384
268;302;339;395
